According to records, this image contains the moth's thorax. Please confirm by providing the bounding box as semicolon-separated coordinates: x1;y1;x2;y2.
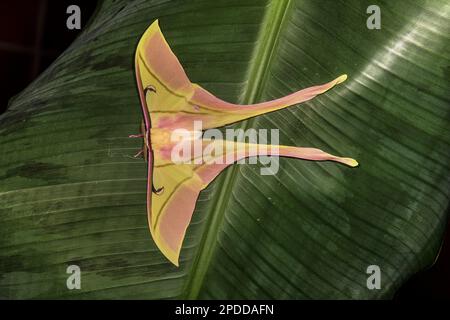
150;128;171;148
150;128;201;149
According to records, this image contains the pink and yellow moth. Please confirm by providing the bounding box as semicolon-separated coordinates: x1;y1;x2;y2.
133;20;358;266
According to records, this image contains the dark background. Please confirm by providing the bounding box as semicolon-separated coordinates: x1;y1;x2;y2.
0;0;448;300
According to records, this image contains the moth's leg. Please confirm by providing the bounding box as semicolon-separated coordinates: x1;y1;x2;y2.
129;133;144;157
133;149;144;158
129;120;148;157
129;134;144;157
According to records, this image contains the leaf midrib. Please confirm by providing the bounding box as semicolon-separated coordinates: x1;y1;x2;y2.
184;0;293;299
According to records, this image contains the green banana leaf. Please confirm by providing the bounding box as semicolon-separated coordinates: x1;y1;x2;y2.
0;0;449;299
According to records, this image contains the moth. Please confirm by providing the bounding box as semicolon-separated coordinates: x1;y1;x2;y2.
133;20;358;266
